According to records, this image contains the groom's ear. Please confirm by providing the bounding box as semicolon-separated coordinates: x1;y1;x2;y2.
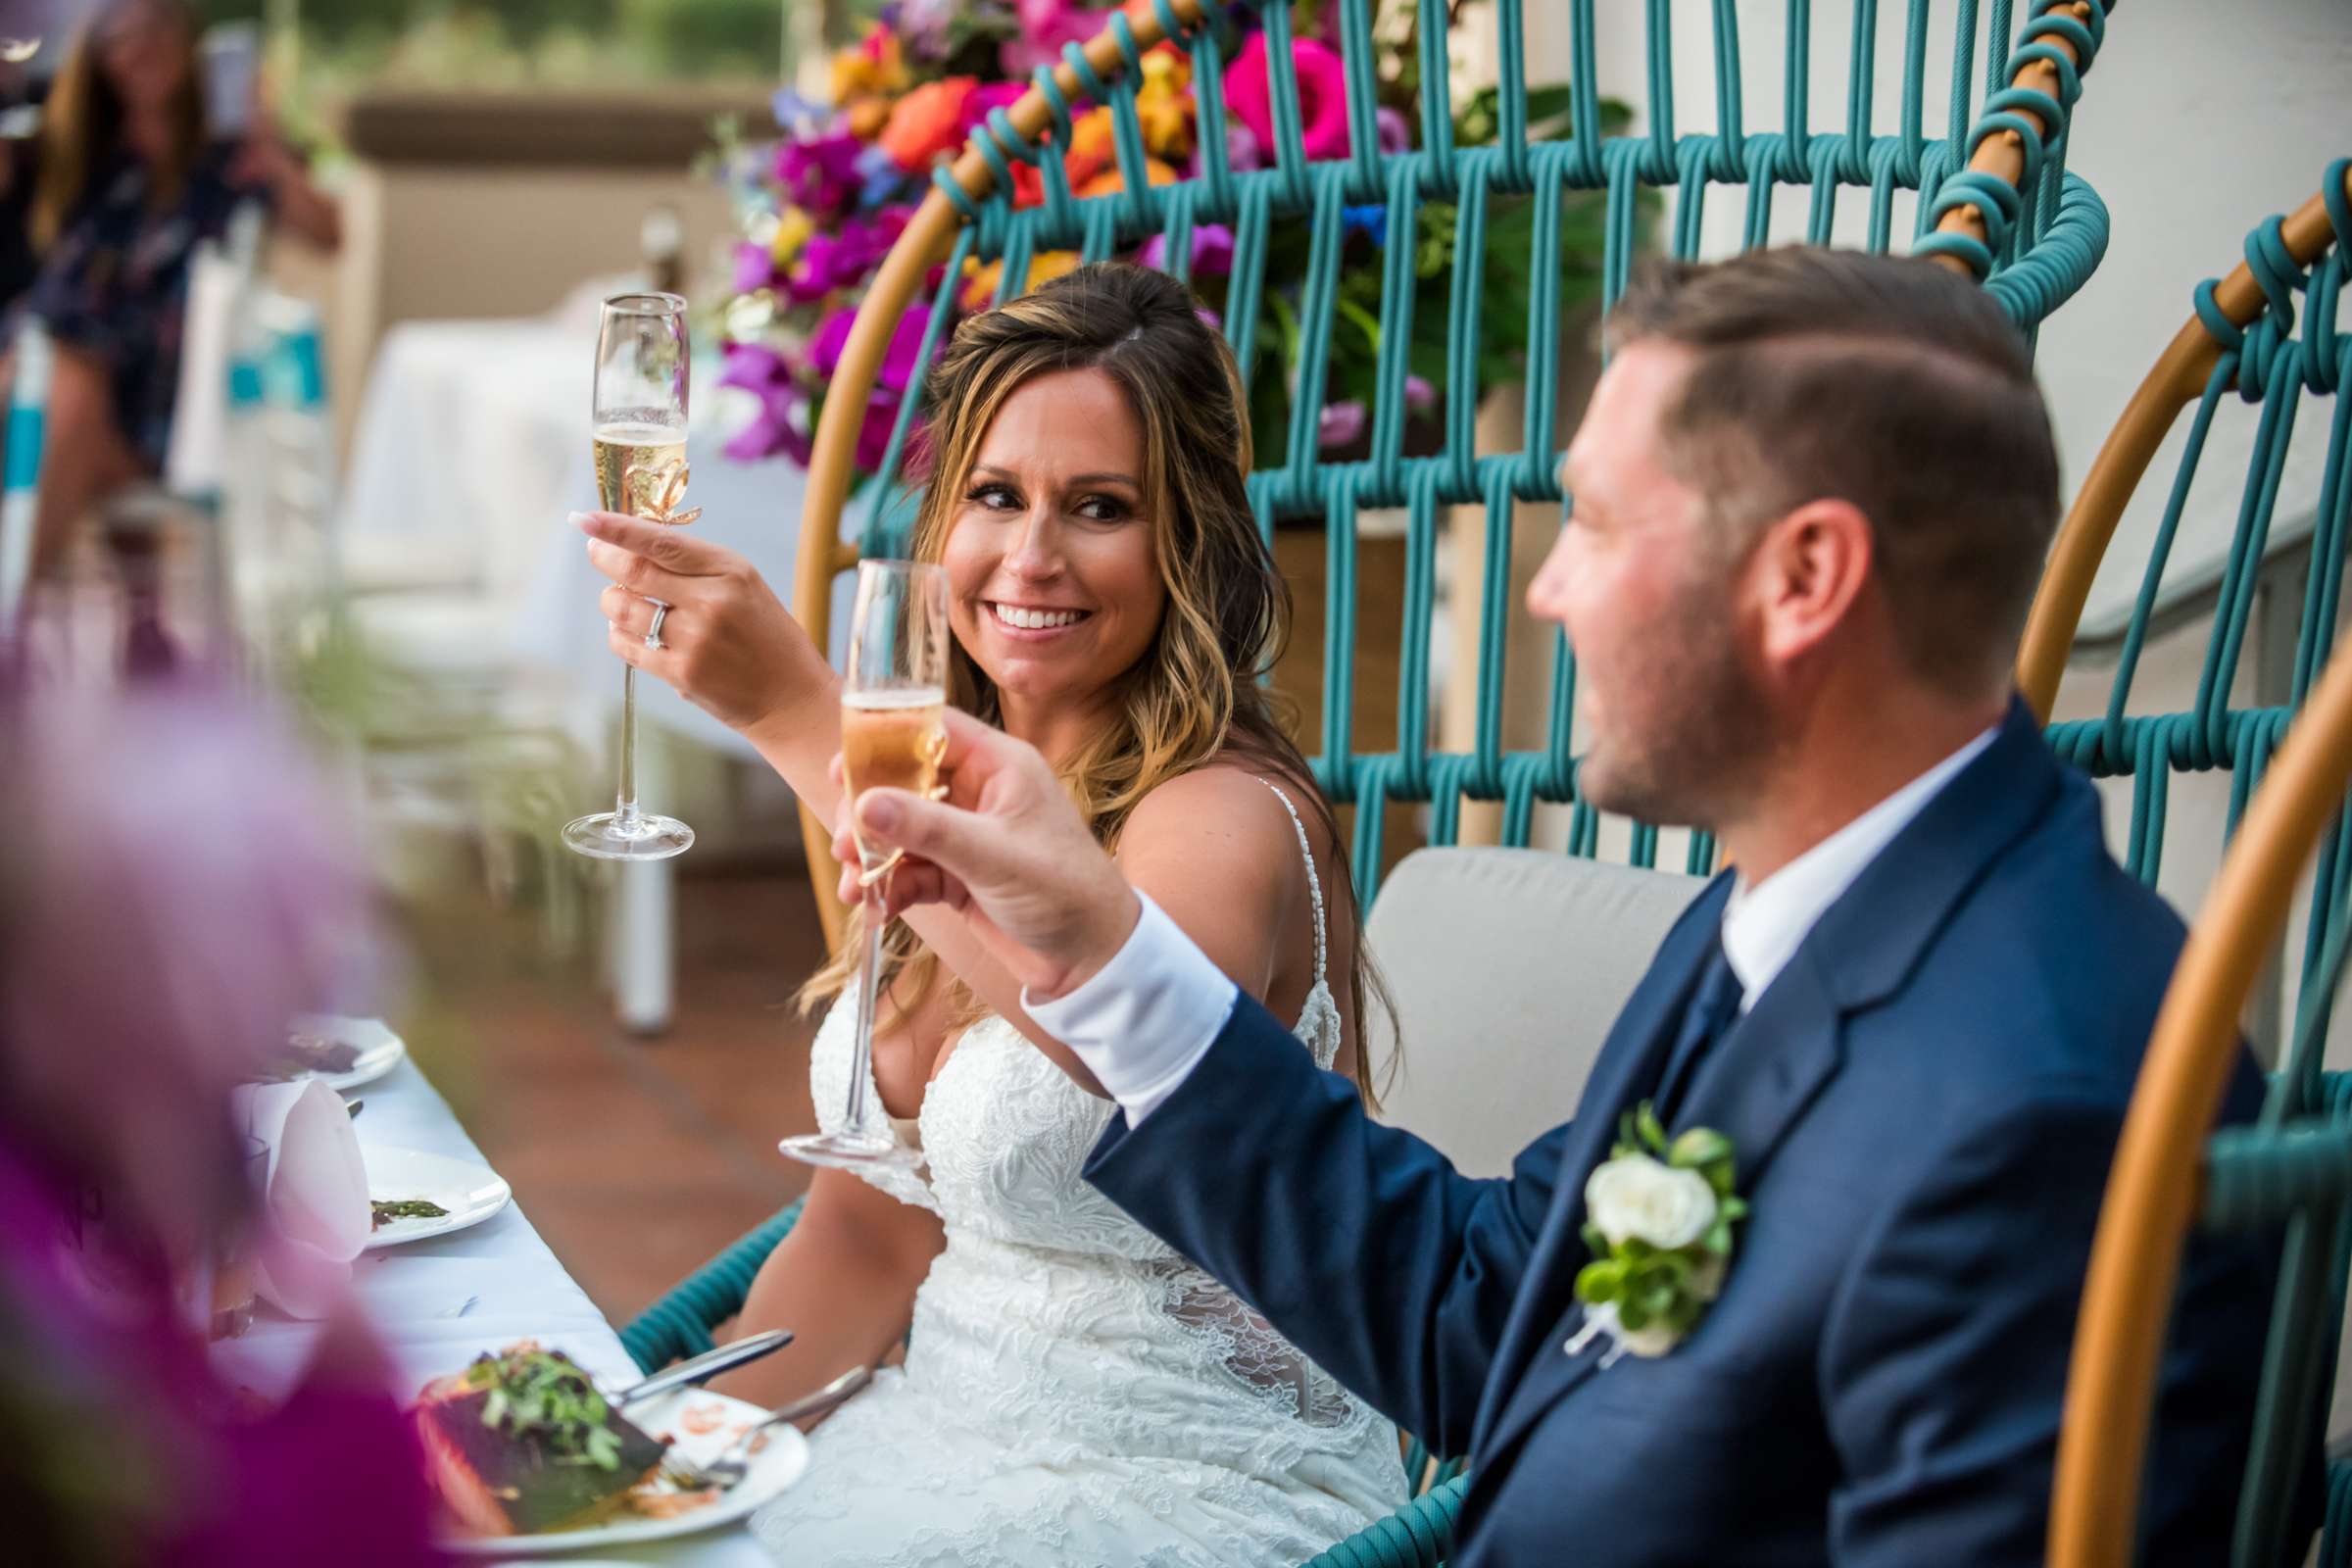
1749;498;1875;676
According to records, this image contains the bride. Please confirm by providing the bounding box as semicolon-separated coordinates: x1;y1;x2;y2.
580;263;1408;1565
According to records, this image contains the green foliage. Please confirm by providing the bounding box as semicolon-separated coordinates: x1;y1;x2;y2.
187;1;784;89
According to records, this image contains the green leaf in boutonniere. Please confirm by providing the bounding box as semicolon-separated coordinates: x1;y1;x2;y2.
1567;1101;1745;1367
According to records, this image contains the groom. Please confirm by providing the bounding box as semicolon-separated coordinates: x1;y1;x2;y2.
836;249;2288;1562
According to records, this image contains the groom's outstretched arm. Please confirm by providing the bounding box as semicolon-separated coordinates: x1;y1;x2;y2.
836;710;1565;1455
1079;975;1564;1455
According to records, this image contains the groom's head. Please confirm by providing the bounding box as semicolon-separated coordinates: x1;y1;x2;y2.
1531;247;2060;830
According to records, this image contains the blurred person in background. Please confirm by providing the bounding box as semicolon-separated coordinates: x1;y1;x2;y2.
0;683;441;1567
6;0;338;665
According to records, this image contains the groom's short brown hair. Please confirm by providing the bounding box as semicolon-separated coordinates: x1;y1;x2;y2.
1606;248;2060;700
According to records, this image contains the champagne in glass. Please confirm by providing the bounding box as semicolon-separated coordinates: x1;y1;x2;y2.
781;560;952;1171
564;294;699;861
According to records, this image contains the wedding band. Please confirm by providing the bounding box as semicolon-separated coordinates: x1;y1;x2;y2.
644;604;668;651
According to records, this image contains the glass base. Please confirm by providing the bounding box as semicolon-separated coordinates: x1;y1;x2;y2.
563;810;695;861
778;1130;922;1171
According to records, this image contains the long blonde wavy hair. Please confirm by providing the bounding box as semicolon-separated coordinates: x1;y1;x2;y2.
803;263;1391;1104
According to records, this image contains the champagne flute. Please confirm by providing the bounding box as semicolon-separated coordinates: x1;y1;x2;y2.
564;293;701;861
780;560;951;1170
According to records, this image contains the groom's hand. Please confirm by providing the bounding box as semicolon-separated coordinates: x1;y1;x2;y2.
832;710;1141;1000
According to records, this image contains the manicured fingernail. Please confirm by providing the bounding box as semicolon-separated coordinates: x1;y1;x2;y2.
860;795;901;833
568;511;593;528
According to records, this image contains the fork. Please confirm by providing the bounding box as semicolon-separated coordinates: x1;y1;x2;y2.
658;1364;874;1492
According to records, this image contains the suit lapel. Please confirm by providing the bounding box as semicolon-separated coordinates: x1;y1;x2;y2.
1470;698;2072;1470
1467;875;1734;1452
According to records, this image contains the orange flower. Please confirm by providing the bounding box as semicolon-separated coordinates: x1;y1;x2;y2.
1077;158;1179;198
846;98;891;141
960;249;1084;313
1064;105;1116;188
880;76;979;172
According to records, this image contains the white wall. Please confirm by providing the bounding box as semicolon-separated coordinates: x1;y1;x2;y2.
1509;0;2347;622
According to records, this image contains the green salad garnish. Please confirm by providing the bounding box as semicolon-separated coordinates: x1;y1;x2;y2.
463;1348;626;1470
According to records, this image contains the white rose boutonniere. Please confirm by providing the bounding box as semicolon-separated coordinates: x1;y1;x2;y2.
1566;1102;1745;1366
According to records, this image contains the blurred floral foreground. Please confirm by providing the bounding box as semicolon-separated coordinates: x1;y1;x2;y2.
711;0;1623;481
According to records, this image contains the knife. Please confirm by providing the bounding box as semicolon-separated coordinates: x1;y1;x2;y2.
611;1328;795;1407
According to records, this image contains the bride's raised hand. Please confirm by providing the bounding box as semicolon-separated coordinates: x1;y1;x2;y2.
576;510;835;739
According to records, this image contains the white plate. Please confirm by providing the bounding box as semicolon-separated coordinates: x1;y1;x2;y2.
363;1146;512;1250
267;1015;406;1093
441;1388;810;1555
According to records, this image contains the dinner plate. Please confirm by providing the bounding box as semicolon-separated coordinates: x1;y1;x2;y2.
270;1015;406;1093
440;1388;811;1555
362;1146;512;1250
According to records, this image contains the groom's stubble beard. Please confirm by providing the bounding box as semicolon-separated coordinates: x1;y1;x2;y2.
1572;551;1777;836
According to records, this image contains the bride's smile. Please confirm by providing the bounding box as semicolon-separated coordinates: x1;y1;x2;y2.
944;366;1165;748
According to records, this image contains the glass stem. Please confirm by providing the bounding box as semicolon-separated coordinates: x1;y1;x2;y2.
845;889;885;1132
614;662;641;834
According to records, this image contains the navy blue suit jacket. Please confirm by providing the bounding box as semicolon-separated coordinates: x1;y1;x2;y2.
1086;701;2288;1564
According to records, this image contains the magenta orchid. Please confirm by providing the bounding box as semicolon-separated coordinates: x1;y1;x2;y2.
998;0;1109;79
1224;32;1353;164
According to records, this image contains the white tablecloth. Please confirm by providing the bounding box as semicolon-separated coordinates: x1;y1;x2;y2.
210;1058;772;1567
341;313;850;760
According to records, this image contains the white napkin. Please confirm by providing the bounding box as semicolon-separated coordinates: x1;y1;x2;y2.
231;1080;371;1318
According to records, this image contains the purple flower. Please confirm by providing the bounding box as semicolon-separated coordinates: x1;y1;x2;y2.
775;132;867;218
770;87;823;131
892;0;959;62
1376;106;1412;157
785;208;914;304
854;142;912;210
732;240;777;296
1223;122;1264;172
811;304;930;394
1138;221;1235;277
722;377;807;464
1405;373;1436;413
1318;400;1368;449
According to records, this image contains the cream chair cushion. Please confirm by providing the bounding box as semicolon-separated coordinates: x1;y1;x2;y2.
1365;849;1704;1177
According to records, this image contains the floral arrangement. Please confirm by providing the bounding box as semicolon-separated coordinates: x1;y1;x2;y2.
711;0;1626;479
1565;1102;1745;1365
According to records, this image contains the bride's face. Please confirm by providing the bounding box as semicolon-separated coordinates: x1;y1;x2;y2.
941;368;1167;717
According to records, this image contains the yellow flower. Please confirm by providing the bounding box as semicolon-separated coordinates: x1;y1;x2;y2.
1135;47;1195;160
830;28;909;104
960;249;1084;314
1078;158;1178;199
769;207;814;267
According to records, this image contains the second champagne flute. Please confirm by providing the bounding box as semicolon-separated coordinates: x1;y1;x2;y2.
780;559;951;1170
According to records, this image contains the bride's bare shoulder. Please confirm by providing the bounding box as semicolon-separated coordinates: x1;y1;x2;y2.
1120;760;1314;862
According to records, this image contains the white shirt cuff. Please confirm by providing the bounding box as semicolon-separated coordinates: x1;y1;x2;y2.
1022;892;1238;1124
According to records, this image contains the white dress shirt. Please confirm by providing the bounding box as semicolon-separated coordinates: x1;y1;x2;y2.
1027;726;2000;1124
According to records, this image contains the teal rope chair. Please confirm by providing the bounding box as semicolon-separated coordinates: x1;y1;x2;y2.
633;2;2131;1561
791;0;2122;947
2012;160;2352;1568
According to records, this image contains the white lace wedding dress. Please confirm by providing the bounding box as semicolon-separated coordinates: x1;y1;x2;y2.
751;783;1406;1567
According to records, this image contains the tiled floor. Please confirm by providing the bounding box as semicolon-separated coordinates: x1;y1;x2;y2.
407;861;827;1326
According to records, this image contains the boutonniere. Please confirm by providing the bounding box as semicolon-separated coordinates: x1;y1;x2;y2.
1565;1102;1745;1366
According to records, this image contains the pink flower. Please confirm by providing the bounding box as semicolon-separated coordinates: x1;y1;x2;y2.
960;80;1027;135
1223;31;1352;164
1405;373;1436;413
1377;105;1411;156
1000;0;1109;79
